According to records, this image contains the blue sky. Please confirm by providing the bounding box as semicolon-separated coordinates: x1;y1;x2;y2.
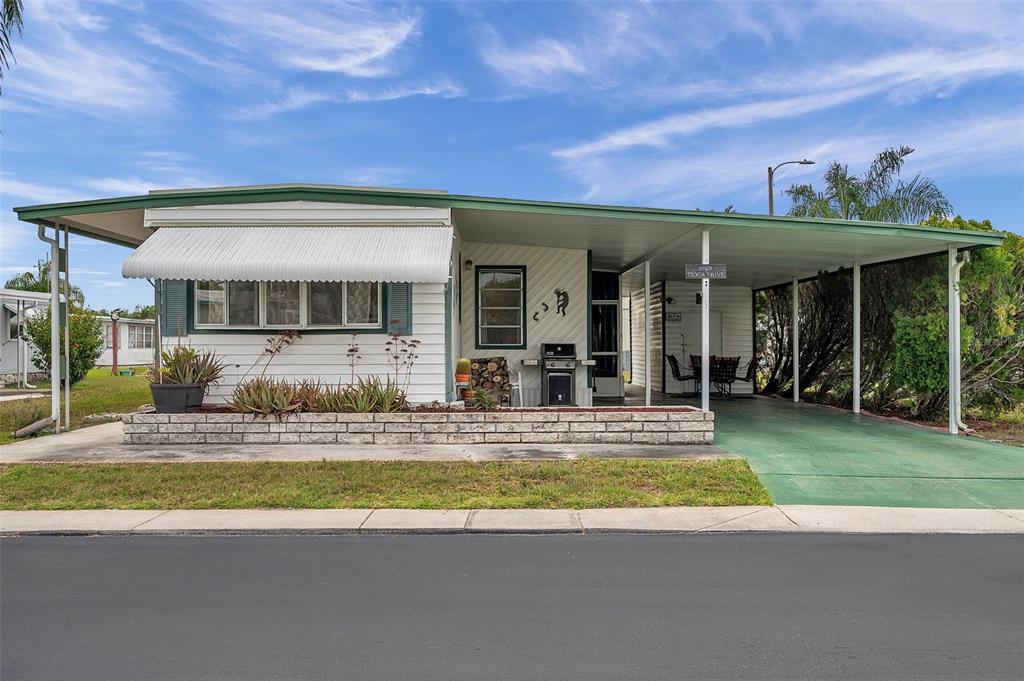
1;0;1022;311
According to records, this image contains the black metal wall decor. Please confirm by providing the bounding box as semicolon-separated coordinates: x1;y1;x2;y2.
554;288;569;316
530;290;570;323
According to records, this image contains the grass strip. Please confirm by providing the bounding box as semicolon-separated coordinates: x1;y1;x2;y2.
0;459;771;510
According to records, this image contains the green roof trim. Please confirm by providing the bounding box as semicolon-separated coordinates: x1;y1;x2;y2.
13;183;1005;246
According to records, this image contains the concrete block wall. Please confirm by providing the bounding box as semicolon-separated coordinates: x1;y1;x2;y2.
122;407;715;446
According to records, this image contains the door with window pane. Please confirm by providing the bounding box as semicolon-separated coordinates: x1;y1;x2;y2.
591;271;621;397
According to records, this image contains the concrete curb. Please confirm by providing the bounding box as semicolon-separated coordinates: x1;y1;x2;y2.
2;505;1023;536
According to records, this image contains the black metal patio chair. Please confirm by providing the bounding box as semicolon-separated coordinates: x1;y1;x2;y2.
665;354;698;396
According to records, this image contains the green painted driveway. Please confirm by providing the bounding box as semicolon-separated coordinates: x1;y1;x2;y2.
711;397;1024;509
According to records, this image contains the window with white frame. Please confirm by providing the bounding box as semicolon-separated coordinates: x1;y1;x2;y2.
477;266;526;348
105;324;114;348
194;281;382;329
127;324;154;349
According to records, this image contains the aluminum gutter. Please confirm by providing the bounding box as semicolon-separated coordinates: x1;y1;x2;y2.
13;184;1006;247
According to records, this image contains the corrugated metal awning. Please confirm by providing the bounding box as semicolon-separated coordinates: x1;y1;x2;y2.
122;224;454;283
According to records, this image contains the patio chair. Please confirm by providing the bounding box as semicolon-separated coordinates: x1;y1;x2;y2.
711;356;741;399
735;357;759;394
666;354;697;396
470;357;513;405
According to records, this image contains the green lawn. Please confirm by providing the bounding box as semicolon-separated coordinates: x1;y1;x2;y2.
0;367;151;445
0;459;771;510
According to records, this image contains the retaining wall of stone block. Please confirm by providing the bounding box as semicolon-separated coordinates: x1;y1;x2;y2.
122;407;714;446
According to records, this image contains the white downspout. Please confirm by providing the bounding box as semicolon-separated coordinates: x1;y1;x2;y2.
37;224;60;432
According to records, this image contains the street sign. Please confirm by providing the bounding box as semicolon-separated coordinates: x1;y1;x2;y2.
685;264;727;280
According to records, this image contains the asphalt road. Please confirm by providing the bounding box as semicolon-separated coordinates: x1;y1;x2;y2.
2;534;1022;680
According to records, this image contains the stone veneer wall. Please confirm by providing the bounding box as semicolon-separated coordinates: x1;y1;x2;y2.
122;408;714;446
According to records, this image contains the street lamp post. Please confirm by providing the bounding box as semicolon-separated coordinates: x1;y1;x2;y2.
768;159;815;215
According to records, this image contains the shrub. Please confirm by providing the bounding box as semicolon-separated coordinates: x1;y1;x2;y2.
22;307;103;386
232;378;299;415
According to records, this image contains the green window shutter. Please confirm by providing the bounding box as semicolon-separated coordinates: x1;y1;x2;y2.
386;283;413;336
160;280;188;337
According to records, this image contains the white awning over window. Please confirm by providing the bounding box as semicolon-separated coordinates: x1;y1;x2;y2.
122;224;454;283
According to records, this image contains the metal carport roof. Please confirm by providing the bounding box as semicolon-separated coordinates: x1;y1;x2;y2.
13;183;1004;289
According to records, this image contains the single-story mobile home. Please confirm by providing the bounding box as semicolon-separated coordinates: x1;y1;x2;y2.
14;184;1002;434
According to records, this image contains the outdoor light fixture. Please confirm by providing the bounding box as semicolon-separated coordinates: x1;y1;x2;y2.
768;158;815;216
464;259;473;271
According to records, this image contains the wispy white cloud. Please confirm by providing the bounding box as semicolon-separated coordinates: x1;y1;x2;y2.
347;80;463;102
8;0;171;115
229;79;464;120
79;177;156;196
0;173;81;204
559;113;1022;208
478;29;587;89
556;45;1024;161
198;1;421;78
228;87;340;120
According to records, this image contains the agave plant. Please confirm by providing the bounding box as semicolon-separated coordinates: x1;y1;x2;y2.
293;379;324;412
151;346;225;389
232;377;300;415
370;376;407;413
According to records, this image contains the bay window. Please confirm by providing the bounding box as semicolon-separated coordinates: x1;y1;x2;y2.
194;280;382;330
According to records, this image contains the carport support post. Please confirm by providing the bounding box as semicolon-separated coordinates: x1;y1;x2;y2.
48;228;61;433
852;262;861;414
644;260;651;406
792;277;800;403
701;228;710;412
63;223;71;431
948;246;961;435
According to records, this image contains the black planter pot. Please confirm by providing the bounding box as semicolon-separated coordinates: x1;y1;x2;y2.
150;383;205;414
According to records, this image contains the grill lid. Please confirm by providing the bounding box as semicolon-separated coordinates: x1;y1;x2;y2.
542;343;577;358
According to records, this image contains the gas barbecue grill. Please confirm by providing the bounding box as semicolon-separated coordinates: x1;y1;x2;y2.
540;342;577;406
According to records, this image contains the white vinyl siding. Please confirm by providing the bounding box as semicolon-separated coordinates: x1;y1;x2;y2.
167;283;447;404
628;282;663;391
460;242;590;406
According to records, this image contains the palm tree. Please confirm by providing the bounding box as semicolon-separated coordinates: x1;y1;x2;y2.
1;0;24;95
785;146;952;223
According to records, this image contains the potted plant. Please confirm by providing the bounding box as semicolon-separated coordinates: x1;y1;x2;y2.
149;346;225;413
455;357;471;385
461;387;476;401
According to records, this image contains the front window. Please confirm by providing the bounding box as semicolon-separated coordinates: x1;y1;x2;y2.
265;282;301;326
194;281;382;329
477;267;525;348
196;280;227;325
345;282;380;326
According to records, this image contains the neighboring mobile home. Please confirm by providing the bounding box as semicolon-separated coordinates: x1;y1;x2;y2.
14;184;1002;433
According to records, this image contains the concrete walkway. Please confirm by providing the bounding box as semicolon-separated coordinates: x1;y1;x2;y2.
3;505;1023;536
0;421;728;462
